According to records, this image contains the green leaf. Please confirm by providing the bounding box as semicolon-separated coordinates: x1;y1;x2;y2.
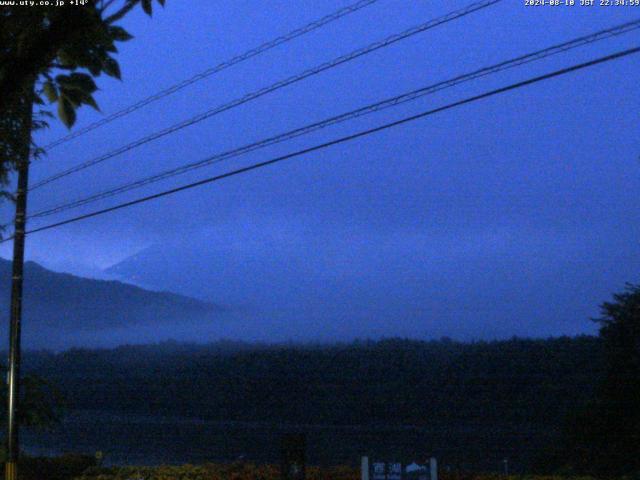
57;96;76;129
43;81;58;102
60;90;82;108
109;25;134;42
56;73;97;94
88;61;102;76
102;57;121;79
59;87;99;112
84;94;100;112
141;0;152;15
54;74;69;85
70;73;98;93
57;49;77;68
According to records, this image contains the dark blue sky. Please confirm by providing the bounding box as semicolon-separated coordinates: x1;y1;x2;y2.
2;0;639;343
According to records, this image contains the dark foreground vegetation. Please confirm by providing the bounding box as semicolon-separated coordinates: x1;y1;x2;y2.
20;336;600;473
24;336;601;429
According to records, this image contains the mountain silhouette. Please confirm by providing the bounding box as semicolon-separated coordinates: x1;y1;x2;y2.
0;258;220;349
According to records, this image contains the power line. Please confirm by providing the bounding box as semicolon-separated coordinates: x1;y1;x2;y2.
4;45;636;243
42;0;381;151
25;18;640;221
29;0;502;191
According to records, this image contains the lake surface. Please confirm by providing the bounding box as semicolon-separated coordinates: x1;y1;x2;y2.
22;410;555;472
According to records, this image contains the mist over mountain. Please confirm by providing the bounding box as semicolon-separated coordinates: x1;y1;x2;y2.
0;258;220;350
0;214;625;349
104;221;611;342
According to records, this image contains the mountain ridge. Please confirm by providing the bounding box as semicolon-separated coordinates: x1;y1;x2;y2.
0;257;222;349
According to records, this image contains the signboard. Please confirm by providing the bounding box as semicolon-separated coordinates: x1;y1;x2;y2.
372;462;386;480
371;462;402;480
387;462;402;480
364;458;436;480
404;462;430;480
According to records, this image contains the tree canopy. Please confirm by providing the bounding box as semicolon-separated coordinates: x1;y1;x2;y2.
559;283;640;476
0;0;165;195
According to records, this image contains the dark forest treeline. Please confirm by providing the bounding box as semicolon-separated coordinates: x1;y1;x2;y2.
21;336;602;428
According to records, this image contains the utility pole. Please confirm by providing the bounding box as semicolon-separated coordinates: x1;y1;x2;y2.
5;81;34;480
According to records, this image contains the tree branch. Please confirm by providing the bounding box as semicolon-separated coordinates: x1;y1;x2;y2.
105;0;139;24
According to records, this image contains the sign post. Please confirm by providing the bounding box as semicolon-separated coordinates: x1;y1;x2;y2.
430;457;438;480
361;456;370;480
